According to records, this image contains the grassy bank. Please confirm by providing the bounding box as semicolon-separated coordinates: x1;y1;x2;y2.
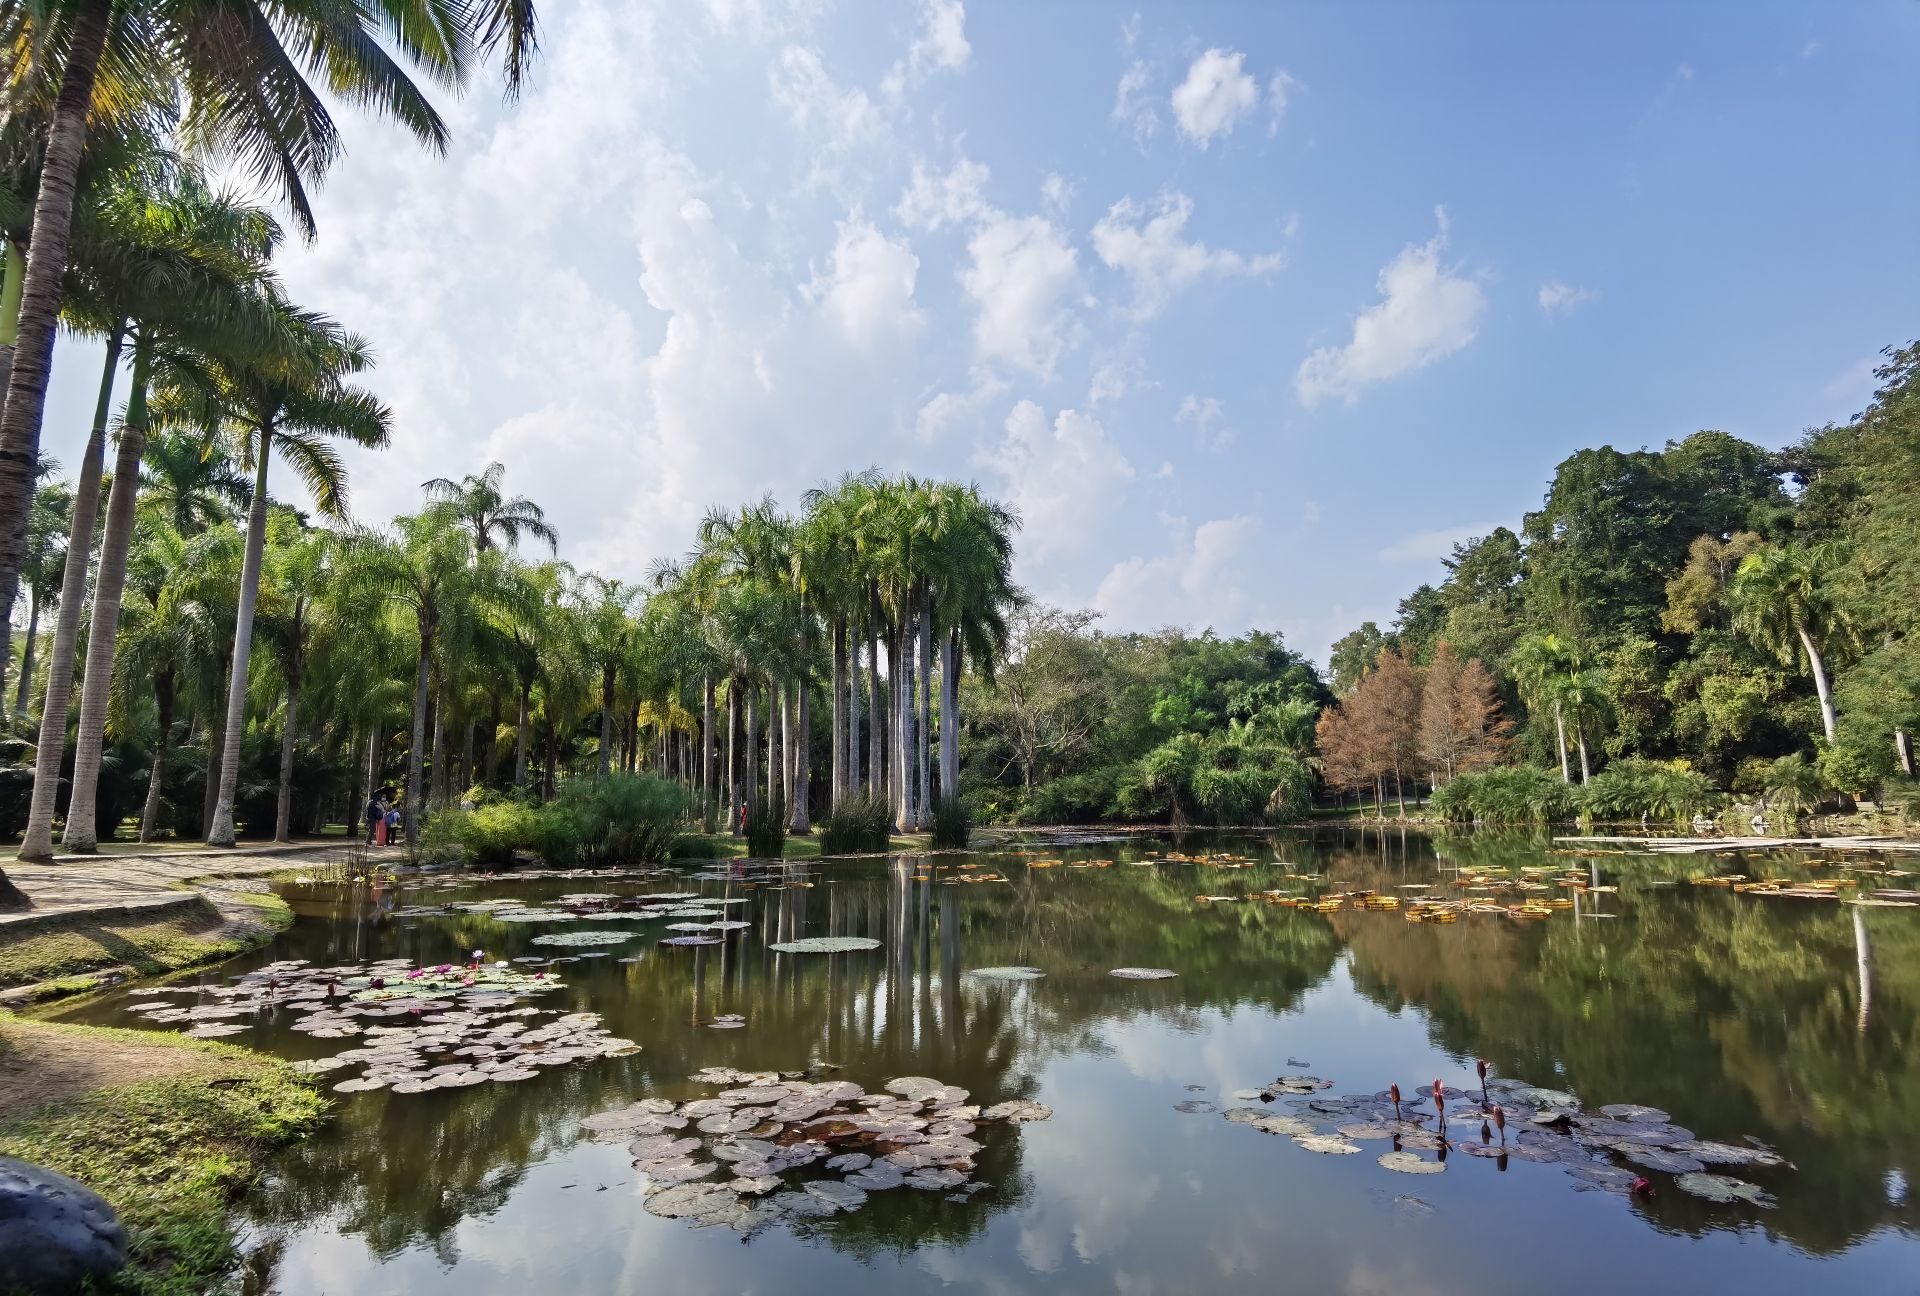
0;1016;327;1295
0;891;292;1003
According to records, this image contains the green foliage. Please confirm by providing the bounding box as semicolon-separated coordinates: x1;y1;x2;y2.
929;794;971;849
818;793;892;853
1575;758;1720;824
745;788;787;858
1763;753;1827;817
1815;740;1882;798
1430;766;1578;825
421;774;688;868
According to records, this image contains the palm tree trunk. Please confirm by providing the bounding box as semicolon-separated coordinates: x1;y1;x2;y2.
1798;625;1838;742
207;423;275;846
0;237;24;436
460;713;476;790
514;680;532;789
916;584;931;828
867;592;884;800
1553;701;1570;783
201;666;228;836
17;330;121;861
61;344;155;853
1897;729;1914;779
139;671;176;843
727;678;741;832
405;632;431;844
0;2;111;688
830;615;846;805
274;666;302;842
795;667;812;832
1576;727;1592;784
701;674;715;830
430;694;448;810
364;725;381;822
940;628;959;796
848;632;863;795
483;694;502;786
12;589;39;716
745;682;760;814
598;664;616;777
765;684;778;807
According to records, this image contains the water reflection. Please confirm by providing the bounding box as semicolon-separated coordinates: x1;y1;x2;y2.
51;829;1920;1293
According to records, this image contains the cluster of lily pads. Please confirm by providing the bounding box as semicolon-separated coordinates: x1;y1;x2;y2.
125;958;638;1094
397;891;762;949
1195;1071;1787;1208
580;1067;1050;1233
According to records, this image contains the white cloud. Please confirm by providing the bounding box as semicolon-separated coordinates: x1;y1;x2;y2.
883;0;971;99
978;400;1133;560
1377;522;1502;564
1091;191;1282;319
769;45;878;147
1294;207;1486;407
1171;48;1259;147
895;156;992;231
962;213;1080;377
1176;393;1230;449
808;213;923;347
1040;172;1075;217
1112;60;1159;143
1266;71;1297;134
1095;515;1260;631
914;370;1007;442
1087;352;1144;406
1537;279;1596;317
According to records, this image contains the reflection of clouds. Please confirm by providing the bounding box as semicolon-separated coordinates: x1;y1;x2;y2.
1345;1255;1468;1295
1013;1079;1163;1269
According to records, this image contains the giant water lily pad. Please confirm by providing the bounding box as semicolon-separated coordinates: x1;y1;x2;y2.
1378;1151;1445;1174
1294;1135;1362;1155
1108;968;1177;980
531;930;643;947
981;1099;1051;1123
768;937;882;954
966;967;1046;981
1675;1173;1776;1206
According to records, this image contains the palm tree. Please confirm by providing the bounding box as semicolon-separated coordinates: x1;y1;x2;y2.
422;461;558;555
0;0;540;667
10;466;71;716
22;171;283;858
194;302;391;847
1731;542;1850;742
139;429;251;535
571;574;641;779
1511;632;1578;784
337;505;481;845
255;513;333;841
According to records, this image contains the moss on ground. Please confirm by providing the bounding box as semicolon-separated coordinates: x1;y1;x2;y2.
0;890;291;996
0;1017;327;1295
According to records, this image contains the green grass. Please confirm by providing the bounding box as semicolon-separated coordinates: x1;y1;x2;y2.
0;1017;327;1295
0;892;291;996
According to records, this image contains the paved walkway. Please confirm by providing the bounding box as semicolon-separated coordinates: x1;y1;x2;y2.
0;842;363;926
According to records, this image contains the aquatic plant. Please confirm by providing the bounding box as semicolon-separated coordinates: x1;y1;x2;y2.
817;794;892;854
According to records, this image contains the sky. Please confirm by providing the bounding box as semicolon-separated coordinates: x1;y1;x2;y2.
36;0;1920;663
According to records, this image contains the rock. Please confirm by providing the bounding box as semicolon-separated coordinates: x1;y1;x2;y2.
0;1158;128;1291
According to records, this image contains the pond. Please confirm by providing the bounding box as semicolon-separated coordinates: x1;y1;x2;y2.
51;828;1920;1294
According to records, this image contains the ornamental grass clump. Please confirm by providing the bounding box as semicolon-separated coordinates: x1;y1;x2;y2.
818;794;891;854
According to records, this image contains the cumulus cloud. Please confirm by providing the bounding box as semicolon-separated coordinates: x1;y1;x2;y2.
914;370;1008;442
1171;48;1259;147
1091;191;1282;319
962;213;1080;377
883;0;971;99
770;45;879;147
1095;515;1260;631
1537;279;1597;317
978;400;1133;560
1113;60;1159;143
895;155;993;231
808;213;923;347
1294;207;1486;407
1176;393;1230;449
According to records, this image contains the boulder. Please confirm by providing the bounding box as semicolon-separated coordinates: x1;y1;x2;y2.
0;1158;128;1291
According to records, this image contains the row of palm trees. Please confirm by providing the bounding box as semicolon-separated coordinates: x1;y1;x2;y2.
0;0;544;902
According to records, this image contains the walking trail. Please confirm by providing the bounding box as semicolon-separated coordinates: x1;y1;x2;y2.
1;842;361;927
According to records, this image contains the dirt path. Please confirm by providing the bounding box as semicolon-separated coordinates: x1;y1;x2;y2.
0;1017;227;1118
1;842;360;925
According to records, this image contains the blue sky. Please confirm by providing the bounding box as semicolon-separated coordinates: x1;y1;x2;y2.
38;0;1919;661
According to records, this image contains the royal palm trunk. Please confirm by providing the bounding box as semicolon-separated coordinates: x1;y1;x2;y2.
16;331;121;861
0;3;111;692
61;341;155;852
830;616;846;804
406;632;432;844
139;671;176;843
916;584;931;828
207;423;276;846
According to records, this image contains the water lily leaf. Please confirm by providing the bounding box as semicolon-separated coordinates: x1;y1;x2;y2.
768;937;882;954
728;1176;780;1196
1619;1145;1706;1174
1109;968;1177;980
1598;1103;1670;1123
1666;1140;1789;1169
1675;1173;1777;1207
981;1099;1051;1122
659;935;723;947
803;1179;868;1211
1252;1116;1317;1137
1337;1123;1399;1140
1378;1151;1445;1174
1294;1135;1362;1155
966;966;1046;981
1172;1100;1219;1114
770;1191;839;1218
531;930;643;946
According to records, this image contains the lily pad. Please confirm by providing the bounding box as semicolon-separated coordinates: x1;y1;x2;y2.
531;930;643;947
768;937;882;954
1173;1100;1219;1115
981;1099;1052;1123
1109;968;1177;980
1294;1135;1362;1155
966;966;1046;981
1675;1173;1777;1207
1619;1145;1706;1174
1378;1151;1445;1174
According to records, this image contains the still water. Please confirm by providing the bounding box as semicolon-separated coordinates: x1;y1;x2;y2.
55;829;1920;1294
